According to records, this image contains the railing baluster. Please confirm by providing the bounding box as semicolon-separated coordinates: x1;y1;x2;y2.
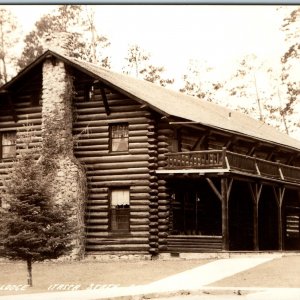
164;150;300;184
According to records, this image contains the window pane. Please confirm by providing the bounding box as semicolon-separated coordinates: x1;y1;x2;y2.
110;189;130;232
112;137;129;152
111;208;130;231
111;124;128;152
2;132;16;146
111;189;130;207
2;145;16;159
2;132;16;159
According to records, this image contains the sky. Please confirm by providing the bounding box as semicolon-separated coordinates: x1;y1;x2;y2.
5;4;291;80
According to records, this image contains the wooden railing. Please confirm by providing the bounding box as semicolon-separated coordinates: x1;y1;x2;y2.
166;149;226;169
165;149;300;183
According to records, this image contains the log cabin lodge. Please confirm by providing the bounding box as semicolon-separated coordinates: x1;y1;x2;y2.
0;48;300;257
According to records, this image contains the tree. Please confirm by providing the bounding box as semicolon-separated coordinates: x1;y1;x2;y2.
123;44;174;87
81;5;111;67
18;5;111;69
280;7;300;136
223;54;267;121
179;59;224;103
0;151;77;287
0;8;21;85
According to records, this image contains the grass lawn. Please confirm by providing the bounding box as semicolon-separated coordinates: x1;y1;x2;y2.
208;255;300;288
0;258;211;296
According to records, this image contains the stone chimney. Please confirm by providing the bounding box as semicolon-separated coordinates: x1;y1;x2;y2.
40;52;87;258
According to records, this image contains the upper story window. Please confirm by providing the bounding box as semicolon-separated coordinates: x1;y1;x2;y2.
1;131;16;160
85;84;96;101
110;123;129;152
110;188;130;233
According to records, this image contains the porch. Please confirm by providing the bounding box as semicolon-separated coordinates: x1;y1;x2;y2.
159;148;300;184
156;149;300;253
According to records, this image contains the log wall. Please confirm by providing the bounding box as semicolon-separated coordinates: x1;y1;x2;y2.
0;73;43;202
72;80;155;254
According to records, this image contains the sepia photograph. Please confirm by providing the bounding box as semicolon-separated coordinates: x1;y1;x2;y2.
0;3;299;300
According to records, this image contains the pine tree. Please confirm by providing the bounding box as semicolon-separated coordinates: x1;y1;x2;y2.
0;8;21;85
0;151;77;287
123;44;174;87
280;7;300;136
18;5;111;69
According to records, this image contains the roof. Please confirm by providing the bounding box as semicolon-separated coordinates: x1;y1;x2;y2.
2;49;300;152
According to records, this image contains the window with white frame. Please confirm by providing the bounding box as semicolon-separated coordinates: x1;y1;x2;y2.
1;131;16;160
110;123;129;152
110;189;130;232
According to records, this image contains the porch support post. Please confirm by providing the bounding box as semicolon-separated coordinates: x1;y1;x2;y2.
273;186;285;251
221;177;229;251
248;183;262;251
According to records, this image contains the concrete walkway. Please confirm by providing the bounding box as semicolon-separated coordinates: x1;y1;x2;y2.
148;256;276;291
0;255;280;300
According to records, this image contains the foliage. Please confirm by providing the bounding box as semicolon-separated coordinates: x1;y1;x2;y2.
280;7;300;134
179;59;224;102
0;151;77;286
0;8;21;85
18;5;111;70
122;44;174;87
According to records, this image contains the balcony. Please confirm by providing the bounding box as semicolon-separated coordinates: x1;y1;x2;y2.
158;149;300;184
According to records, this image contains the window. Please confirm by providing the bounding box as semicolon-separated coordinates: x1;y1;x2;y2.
1;131;16;160
110;189;130;232
110;123;129;152
85;84;96;101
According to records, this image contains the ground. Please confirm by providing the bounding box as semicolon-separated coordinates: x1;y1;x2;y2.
0;255;299;297
0;258;211;296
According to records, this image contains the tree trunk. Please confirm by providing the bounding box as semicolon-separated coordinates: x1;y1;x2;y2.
27;258;33;287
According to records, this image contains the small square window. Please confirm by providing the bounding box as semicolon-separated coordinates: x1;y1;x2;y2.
85;84;96;101
110;124;129;152
1;131;16;160
110;189;130;232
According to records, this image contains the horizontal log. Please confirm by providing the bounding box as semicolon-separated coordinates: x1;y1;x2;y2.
89;174;150;182
130;205;149;211
130;186;151;193
129;142;149;149
129;124;150;131
158;205;169;211
130;225;149;231
86;205;108;211
129;149;149;155
89;187;108;193
130;201;150;206
86;162;149;172
158;212;169;218
128;136;148;143
86;219;108;225
86;199;109;206
85;225;108;230
78;154;149;164
88;180;150;187
75;138;109;146
74;117;150;127
86;167;149;176
131;212;149;218
129;192;150;198
131;219;150;225
86;212;108;217
17;112;42;120
85;244;149;251
86;238;149;245
89;190;108;200
15;106;42;113
158;225;168;231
